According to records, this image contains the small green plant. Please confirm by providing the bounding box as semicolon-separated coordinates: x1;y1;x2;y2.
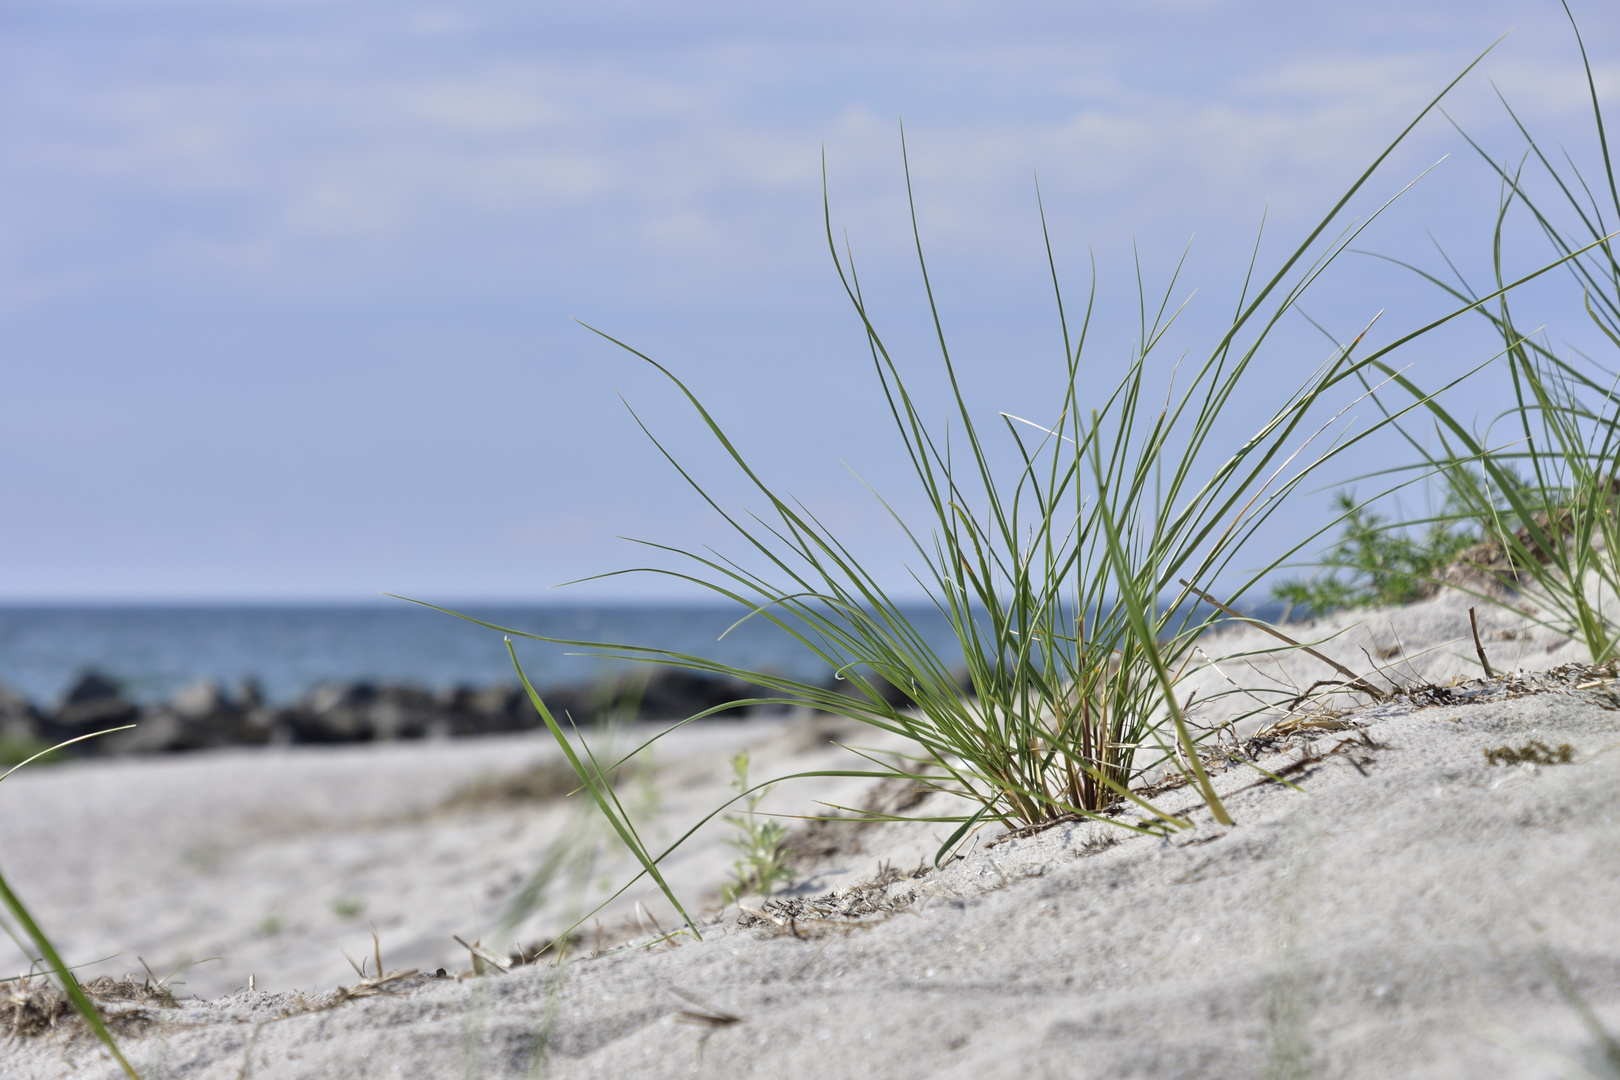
718;751;794;904
331;898;365;919
1271;491;1478;618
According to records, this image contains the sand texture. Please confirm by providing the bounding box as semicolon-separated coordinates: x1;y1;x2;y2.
5;591;1620;1078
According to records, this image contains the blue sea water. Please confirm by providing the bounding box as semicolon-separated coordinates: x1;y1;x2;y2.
0;603;967;708
0;598;1284;709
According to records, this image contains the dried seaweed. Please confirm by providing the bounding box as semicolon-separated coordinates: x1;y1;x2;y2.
1484;740;1575;766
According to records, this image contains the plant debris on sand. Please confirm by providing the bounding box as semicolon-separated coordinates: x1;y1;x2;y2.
3;974;174;1041
1484;739;1576;766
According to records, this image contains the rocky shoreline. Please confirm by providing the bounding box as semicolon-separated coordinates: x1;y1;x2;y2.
0;668;797;756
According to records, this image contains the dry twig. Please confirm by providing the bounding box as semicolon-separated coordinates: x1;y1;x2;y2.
1181;579;1385;698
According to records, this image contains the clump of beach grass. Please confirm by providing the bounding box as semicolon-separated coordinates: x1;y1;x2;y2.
412;42;1567;936
1362;4;1620;661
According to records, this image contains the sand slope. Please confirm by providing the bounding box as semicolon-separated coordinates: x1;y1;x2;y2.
7;592;1620;1078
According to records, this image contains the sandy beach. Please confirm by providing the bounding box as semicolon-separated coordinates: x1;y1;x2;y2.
11;1;1620;1076
6;589;1620;1078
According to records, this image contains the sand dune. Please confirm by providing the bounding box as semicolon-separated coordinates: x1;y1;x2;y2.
7;590;1620;1078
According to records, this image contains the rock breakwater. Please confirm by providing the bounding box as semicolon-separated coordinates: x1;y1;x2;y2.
0;668;783;756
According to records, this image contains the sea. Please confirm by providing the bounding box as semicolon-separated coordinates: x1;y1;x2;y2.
0;603;967;708
0;599;1284;710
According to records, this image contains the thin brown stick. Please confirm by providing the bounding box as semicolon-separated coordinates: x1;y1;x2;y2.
1179;579;1385;699
1284;678;1357;711
1469;607;1496;679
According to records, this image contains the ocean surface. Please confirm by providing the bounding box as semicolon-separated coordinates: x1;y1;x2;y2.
0;599;1285;709
0;603;970;707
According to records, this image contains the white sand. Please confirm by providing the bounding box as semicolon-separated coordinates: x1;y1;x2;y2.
6;590;1620;1078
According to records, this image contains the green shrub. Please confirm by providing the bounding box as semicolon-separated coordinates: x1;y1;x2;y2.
1271;491;1478;618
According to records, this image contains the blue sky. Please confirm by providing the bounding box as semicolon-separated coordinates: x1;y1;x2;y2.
1;0;1616;601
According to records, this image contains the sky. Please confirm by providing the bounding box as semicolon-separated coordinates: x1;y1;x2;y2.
1;0;1617;603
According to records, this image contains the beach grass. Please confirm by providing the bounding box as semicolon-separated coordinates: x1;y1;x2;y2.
1359;5;1620;661
491;699;662;944
398;41;1580;937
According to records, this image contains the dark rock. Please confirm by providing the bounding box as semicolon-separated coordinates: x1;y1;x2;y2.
271;680;538;743
461;684;540;733
276;682;379;743
238;679;265;710
178;680;271;746
639;669;758;720
50;670;139;734
100;710;192;755
428;683;534;736
46;663;785;757
519;670;763;725
169;679;229;721
101;679;273;754
64;671;122;704
471;684;522;717
369;684;441;740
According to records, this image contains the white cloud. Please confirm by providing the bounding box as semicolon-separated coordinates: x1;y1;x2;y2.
4;2;1608;299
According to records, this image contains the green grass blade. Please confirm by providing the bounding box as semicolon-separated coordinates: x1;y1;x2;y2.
505;639;700;937
0;725;135;785
0;729;143;1079
0;871;139;1078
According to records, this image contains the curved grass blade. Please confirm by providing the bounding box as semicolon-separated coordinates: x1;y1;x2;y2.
0;726;141;1079
505;638;699;937
0;725;134;784
0;875;140;1079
